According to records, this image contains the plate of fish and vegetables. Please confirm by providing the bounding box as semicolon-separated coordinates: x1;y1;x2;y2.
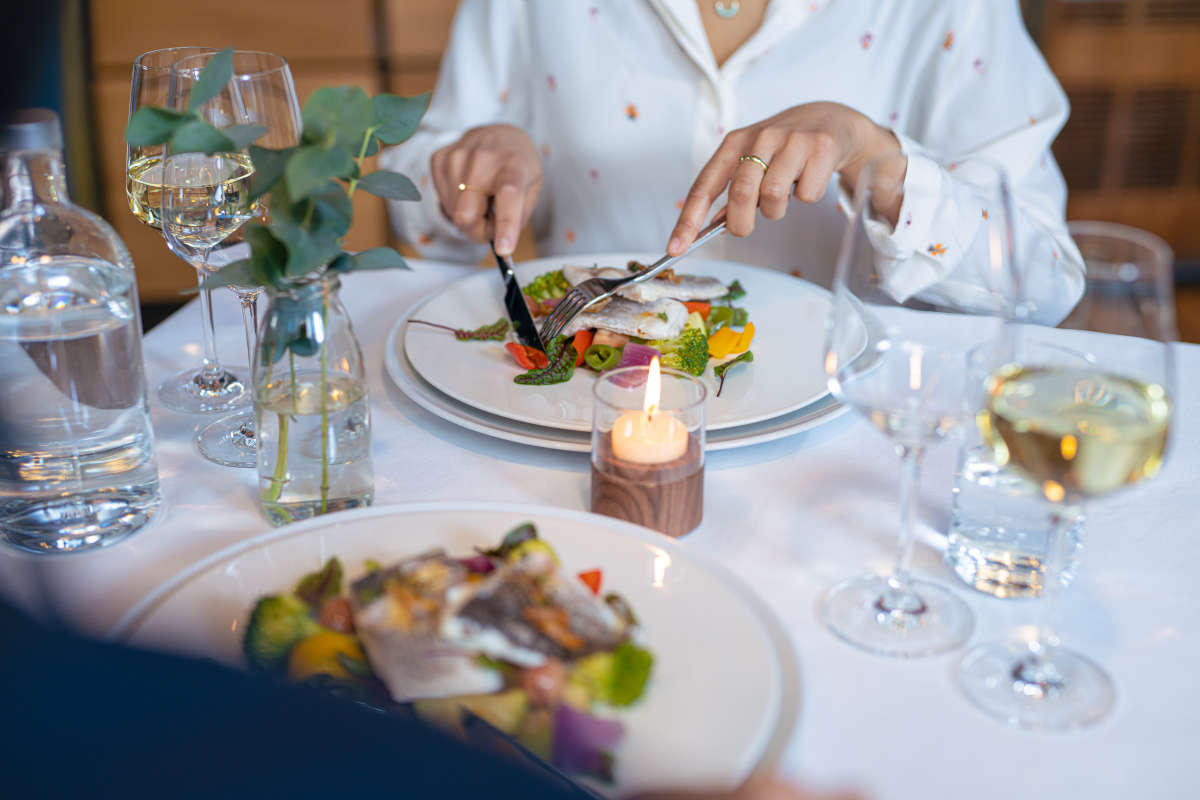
111;503;797;796
401;253;866;432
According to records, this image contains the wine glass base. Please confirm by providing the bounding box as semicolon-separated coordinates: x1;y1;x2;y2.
196;410;257;468
157;367;248;414
820;574;974;658
957;640;1114;730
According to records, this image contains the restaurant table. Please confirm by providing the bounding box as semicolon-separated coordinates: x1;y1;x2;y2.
2;260;1197;800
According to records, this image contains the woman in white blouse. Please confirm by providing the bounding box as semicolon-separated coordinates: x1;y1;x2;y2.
382;0;1085;324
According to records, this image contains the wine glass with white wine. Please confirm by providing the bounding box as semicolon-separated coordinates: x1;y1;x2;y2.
168;50;303;467
957;221;1175;729
126;47;247;415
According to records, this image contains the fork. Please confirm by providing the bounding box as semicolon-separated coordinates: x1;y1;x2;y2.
538;214;728;343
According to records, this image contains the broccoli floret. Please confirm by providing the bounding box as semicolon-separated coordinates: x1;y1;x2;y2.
243;593;323;674
522;269;570;303
569;643;655;707
647;313;709;376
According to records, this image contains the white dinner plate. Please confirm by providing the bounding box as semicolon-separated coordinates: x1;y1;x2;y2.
111;503;798;796
384;303;851;452
402;254;862;432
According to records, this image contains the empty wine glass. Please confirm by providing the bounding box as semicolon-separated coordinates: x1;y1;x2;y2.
167;50;302;467
957;221;1176;729
820;153;1019;657
126;47;247;414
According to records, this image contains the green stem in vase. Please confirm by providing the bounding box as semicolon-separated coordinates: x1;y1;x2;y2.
319;296;330;513
346;127;377;198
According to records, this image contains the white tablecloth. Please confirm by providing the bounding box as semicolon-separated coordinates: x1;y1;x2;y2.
3;261;1197;799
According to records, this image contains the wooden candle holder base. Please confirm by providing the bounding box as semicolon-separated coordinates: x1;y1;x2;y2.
589;434;703;538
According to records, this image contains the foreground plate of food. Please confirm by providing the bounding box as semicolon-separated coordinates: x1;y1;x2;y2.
402;254;863;432
111;503;797;796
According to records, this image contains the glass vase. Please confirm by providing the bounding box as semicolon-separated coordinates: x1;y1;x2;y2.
254;275;373;525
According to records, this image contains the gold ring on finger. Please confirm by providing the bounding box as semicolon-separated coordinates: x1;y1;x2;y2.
457;182;485;192
738;154;769;172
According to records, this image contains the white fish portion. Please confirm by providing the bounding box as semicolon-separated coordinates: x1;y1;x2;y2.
350;551;503;702
354;598;504;702
563;264;729;303
561;296;688;339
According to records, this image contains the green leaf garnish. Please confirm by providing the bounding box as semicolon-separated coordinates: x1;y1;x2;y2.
713;350;754;397
514;335;576;385
408;317;509;341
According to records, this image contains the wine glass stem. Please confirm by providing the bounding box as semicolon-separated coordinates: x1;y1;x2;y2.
237;290;260;440
890;444;926;589
238;291;259;373
195;270;225;381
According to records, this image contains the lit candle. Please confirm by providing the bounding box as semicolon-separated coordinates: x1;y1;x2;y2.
610;357;689;464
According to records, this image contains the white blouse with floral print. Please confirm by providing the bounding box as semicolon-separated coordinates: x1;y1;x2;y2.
381;0;1085;324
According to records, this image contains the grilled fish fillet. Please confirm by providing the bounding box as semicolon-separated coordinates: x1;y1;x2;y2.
350;550;503;702
561;296;688;339
442;551;629;666
563;264;728;303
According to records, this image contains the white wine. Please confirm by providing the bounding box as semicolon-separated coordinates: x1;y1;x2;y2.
982;365;1170;498
126;154;165;228
159;152;257;252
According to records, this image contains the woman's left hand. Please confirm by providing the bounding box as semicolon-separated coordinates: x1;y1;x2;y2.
666;102;903;255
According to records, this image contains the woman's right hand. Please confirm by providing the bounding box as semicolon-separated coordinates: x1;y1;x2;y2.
430;124;542;255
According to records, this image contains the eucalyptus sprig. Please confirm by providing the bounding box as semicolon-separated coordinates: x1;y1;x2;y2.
125;47;428;295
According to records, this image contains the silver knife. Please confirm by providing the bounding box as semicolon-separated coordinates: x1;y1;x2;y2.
491;240;546;353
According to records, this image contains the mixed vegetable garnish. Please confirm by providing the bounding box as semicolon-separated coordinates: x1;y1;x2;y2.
242;523;654;782
412;263;755;395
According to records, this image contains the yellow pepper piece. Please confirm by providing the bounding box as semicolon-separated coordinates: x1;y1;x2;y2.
735;322;755;353
286;631;364;682
708;322;755;359
707;326;740;359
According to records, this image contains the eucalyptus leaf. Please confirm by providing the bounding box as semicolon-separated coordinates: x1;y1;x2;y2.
195;258;257;291
248;145;293;201
270;221;343;277
371;92;430;144
302;86;373;149
169;119;236;155
363;136;379;157
357;170;420;201
125;107;192;147
243;223;288;288
286;144;355;200
186;47;234;113
307;182;353;237
329;247;410;273
224;124;267;149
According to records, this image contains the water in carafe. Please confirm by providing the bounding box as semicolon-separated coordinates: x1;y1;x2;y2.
0;109;160;553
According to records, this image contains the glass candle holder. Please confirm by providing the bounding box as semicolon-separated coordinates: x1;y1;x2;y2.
590;365;706;537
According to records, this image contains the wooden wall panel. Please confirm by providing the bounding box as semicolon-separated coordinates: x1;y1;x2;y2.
382;0;458;65
89;0;377;69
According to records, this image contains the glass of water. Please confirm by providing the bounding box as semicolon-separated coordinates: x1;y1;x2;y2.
945;346;1085;599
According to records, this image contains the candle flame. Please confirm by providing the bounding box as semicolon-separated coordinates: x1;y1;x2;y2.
644;356;662;417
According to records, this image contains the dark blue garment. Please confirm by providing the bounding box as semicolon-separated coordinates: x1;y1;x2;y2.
0;601;588;799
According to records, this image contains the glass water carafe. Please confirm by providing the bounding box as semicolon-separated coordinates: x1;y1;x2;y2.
0;109;161;553
255;275;373;525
